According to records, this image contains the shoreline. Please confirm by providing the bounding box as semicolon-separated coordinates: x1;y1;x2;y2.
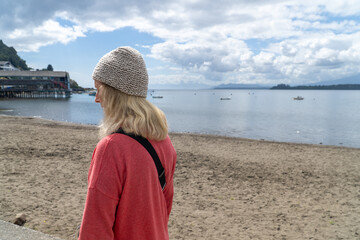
1;115;359;239
1;114;358;150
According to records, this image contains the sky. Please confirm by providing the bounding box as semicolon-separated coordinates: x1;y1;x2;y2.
1;0;360;88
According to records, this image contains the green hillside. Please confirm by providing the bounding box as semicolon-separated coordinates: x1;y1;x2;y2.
0;40;30;70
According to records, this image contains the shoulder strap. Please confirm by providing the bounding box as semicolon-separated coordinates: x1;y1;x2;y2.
114;128;166;190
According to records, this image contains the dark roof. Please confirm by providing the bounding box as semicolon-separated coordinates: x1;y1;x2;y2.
0;71;69;77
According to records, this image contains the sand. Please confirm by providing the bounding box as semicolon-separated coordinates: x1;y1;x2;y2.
0;115;359;240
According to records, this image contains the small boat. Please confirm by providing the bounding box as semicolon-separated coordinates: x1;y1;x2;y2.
220;97;231;100
0;109;14;112
88;91;96;96
152;96;163;99
293;96;304;100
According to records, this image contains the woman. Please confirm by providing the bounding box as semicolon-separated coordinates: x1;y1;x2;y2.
79;47;177;240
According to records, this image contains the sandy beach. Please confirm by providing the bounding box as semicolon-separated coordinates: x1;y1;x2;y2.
0;115;359;239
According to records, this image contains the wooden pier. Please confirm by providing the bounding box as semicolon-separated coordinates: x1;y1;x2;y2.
0;89;71;98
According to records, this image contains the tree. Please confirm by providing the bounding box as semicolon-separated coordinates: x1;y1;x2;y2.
70;79;84;90
271;84;291;89
47;64;54;71
0;40;30;70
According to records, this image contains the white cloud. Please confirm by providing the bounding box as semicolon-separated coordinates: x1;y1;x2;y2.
149;72;208;85
267;31;360;83
1;0;360;85
150;38;251;79
6;19;85;52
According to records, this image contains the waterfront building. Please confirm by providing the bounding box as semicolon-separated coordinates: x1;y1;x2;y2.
0;70;71;98
0;61;20;71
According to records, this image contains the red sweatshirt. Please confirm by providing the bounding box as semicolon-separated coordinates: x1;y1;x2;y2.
79;133;177;240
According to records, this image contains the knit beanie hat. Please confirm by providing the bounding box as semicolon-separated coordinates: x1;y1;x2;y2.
92;46;148;97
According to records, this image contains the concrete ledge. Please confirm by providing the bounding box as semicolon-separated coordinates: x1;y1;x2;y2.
0;220;64;240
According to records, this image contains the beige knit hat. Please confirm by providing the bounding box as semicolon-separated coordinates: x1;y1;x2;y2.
92;46;148;97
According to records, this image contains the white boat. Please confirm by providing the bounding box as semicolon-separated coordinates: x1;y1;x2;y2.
293;96;304;100
152;96;163;99
88;91;96;96
220;97;231;100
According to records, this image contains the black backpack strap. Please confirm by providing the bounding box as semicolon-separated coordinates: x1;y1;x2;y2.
114;128;166;190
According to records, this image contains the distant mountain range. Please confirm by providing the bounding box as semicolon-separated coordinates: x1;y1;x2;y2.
214;75;360;89
308;74;360;86
214;83;272;89
271;83;360;90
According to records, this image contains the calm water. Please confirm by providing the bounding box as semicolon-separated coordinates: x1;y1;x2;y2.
1;89;359;148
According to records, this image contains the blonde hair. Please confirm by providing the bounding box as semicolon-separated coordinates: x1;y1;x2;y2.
98;83;168;141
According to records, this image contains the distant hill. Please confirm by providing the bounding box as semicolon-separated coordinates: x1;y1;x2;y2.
214;83;271;89
214;74;360;90
271;83;360;90
309;74;360;86
0;40;29;70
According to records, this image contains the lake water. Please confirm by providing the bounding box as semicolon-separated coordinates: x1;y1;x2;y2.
1;89;359;148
